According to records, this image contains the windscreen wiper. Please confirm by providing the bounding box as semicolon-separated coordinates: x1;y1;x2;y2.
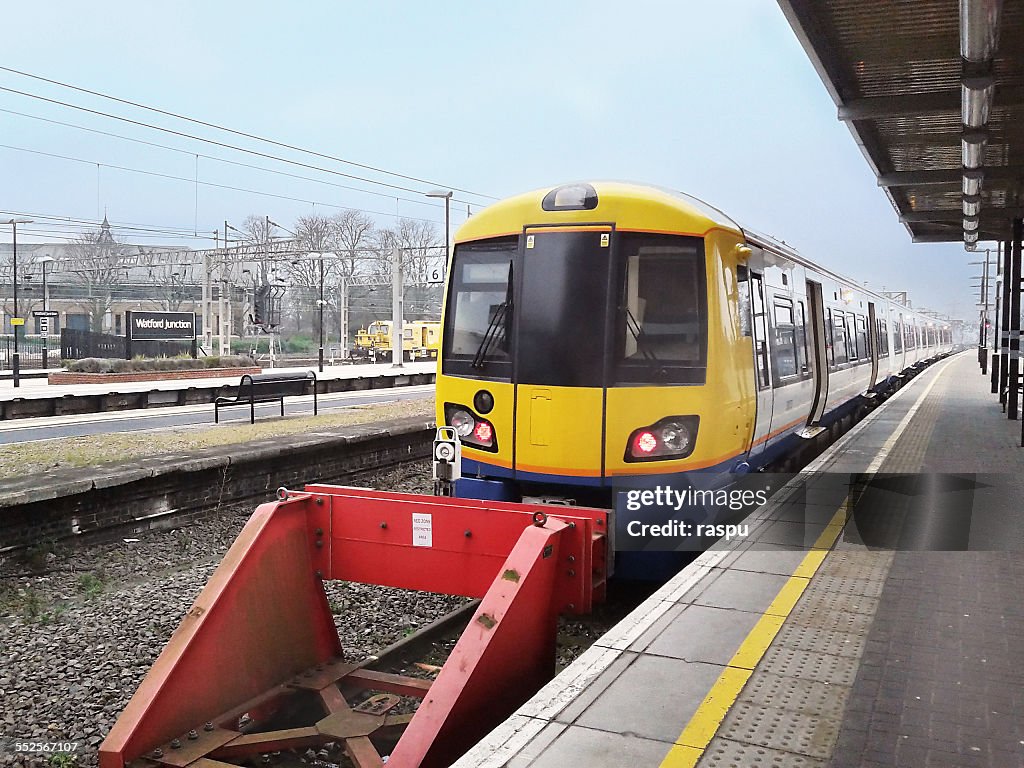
625;308;668;380
471;300;510;370
471;261;513;370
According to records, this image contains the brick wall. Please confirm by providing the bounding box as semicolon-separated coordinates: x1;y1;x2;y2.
48;367;262;385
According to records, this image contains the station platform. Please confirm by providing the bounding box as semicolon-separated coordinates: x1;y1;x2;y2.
0;361;435;419
454;351;1024;768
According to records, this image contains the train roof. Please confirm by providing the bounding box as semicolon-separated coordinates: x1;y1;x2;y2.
455;181;945;325
455;181;743;244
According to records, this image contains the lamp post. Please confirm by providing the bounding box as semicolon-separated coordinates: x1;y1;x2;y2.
6;218;32;387
426;189;453;260
318;254;325;372
37;254;55;369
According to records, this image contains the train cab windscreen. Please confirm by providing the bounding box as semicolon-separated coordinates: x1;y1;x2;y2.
442;238;516;378
443;231;707;386
615;233;707;385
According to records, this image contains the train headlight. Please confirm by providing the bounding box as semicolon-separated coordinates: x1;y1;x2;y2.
659;422;692;453
449;408;475;437
625;416;699;462
444;403;498;452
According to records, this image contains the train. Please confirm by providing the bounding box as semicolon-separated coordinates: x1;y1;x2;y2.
434;182;952;573
352;319;441;361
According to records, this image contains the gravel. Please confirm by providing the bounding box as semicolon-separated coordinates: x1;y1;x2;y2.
0;458;640;768
0;460;465;768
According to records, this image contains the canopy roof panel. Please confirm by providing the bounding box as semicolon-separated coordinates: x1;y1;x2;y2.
779;0;1024;247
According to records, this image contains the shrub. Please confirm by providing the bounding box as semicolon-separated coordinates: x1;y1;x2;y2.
69;357;102;373
64;355;256;373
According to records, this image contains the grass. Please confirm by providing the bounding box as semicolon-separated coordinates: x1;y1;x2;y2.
0;397;434;481
77;572;106;599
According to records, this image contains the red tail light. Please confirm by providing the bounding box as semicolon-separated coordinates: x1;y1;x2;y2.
474;421;493;443
634;431;658;454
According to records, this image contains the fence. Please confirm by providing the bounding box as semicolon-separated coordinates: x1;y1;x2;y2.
0;337;53;370
60;328;192;361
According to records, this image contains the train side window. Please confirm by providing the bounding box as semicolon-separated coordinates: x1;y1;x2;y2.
796;301;809;374
894;316;903;353
750;272;770;389
856;316;868;361
877;318;889;357
831;310;849;366
771;298;798;380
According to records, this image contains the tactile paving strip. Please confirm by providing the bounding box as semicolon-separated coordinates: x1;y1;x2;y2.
757;646;859;687
770;622;866;659
783;604;874;636
816;551;893;580
736;670;851;720
700;739;826;767
716;701;841;760
808;573;887;598
793;584;879;616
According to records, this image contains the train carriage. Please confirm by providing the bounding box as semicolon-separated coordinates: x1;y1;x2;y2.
435;181;951;518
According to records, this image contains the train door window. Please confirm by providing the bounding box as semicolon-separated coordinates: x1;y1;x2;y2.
831;310;848;366
771;297;798;380
825;308;835;366
751;272;770;389
856;316;868;361
737;265;752;337
894;316;903;353
877;318;889;357
796;300;809;374
845;313;858;361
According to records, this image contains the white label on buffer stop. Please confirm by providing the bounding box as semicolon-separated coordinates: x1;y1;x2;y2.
412;513;433;547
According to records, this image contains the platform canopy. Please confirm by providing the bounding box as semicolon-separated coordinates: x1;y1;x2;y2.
779;0;1024;249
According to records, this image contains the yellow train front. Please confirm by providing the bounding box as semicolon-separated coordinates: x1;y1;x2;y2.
435;181;950;577
437;181;754;537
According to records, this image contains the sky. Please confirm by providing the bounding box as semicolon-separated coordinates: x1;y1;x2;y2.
0;0;982;321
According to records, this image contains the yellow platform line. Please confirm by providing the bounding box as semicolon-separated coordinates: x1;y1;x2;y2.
659;498;850;768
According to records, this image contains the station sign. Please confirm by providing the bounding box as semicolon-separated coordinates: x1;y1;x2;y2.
129;311;197;341
32;310;59;318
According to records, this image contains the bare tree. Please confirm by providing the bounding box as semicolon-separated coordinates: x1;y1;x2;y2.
367;218;443;283
150;265;191;311
396;218;443;283
64;218;126;332
287;214;337;337
331;209;375;279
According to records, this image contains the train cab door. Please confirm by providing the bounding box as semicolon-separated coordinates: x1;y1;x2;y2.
867;302;879;390
800;280;829;437
512;225;611;484
747;270;774;460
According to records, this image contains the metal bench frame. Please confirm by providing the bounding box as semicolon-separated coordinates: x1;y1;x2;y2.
214;371;318;424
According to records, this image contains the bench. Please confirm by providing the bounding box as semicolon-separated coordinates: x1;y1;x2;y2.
215;371;317;424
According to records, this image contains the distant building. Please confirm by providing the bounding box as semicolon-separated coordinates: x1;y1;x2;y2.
0;216;197;336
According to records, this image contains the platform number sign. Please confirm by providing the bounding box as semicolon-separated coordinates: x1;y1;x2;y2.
427;266;445;284
39;318;49;335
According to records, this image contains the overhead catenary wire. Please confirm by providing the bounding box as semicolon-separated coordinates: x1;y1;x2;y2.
0;107;469;211
0;143;443;226
0;82;492;204
0;65;496;200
